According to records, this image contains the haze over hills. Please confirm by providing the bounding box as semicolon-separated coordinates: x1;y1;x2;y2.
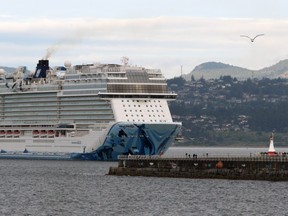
0;66;18;73
183;59;288;81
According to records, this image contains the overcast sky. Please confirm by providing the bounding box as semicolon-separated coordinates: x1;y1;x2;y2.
1;0;288;78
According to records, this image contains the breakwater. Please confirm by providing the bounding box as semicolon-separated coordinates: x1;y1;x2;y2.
108;155;288;181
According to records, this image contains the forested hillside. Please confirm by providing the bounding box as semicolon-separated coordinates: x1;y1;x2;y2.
168;76;288;147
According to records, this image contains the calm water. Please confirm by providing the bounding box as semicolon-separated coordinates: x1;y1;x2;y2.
1;147;288;216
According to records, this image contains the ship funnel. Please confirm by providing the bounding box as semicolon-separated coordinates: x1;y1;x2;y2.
33;60;49;78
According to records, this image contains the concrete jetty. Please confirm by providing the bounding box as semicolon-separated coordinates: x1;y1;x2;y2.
108;155;288;181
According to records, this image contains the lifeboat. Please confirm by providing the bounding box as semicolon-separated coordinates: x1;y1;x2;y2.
13;130;20;138
33;130;39;138
47;130;55;138
40;130;47;138
6;130;13;138
0;130;5;137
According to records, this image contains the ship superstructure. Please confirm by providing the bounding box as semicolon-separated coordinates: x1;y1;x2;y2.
0;58;181;160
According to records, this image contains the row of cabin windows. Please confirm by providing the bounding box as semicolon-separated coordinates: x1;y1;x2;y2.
125;113;167;122
123;104;162;108
124;110;164;113
125;114;165;118
121;99;161;103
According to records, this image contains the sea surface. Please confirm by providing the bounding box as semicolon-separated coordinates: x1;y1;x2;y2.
1;147;288;216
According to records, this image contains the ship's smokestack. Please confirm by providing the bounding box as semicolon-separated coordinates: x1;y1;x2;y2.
33;60;49;78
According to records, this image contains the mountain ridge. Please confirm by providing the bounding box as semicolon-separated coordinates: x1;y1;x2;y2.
183;59;288;80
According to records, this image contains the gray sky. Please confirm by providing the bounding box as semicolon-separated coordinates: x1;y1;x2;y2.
1;0;288;78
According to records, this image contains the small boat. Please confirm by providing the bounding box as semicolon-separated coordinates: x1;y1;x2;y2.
175;133;184;142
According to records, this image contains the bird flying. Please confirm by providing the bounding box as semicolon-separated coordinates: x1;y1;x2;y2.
240;34;264;42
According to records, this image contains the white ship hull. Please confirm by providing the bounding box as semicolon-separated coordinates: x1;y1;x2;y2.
0;122;181;160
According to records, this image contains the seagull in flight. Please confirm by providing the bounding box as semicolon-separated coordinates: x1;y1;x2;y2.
240;34;265;42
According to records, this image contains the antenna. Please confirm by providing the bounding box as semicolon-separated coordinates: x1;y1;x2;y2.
181;65;183;77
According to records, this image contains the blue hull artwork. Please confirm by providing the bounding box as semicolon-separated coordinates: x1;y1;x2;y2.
71;122;181;160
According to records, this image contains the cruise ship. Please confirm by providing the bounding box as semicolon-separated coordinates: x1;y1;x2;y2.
0;57;181;160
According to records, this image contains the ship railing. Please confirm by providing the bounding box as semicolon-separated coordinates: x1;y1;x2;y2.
146;69;162;74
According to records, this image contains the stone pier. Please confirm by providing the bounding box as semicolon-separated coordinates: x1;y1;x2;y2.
108;155;288;181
